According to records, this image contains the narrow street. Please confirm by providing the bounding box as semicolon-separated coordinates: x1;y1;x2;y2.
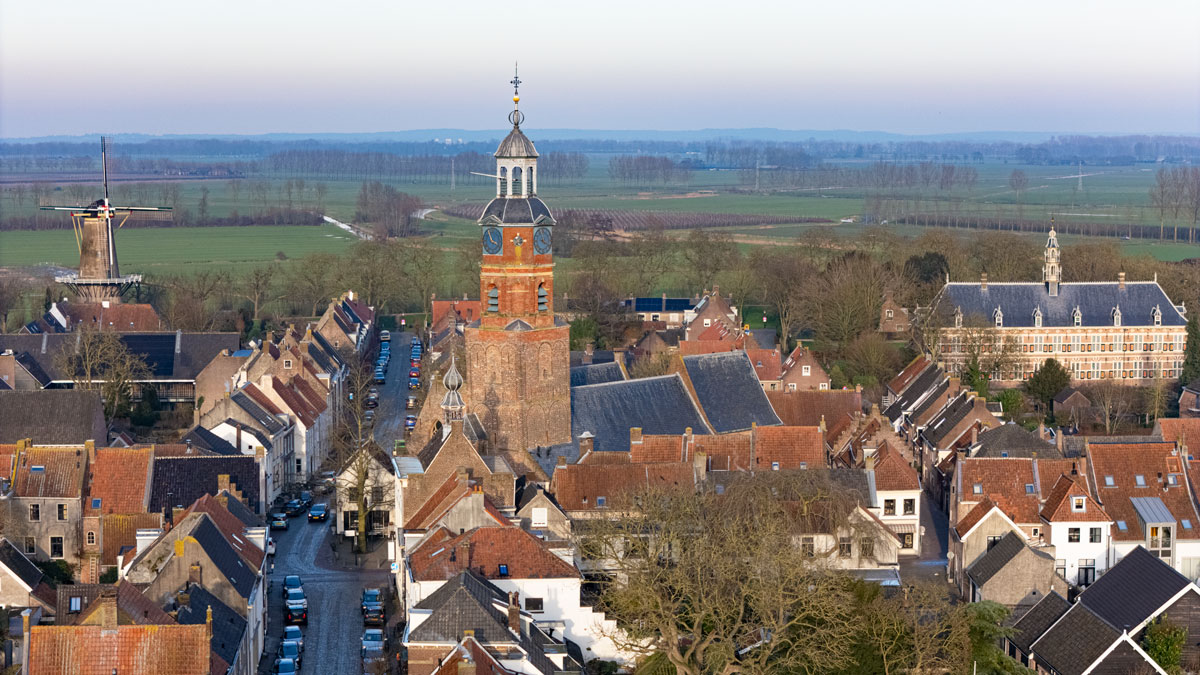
372;331;417;453
899;492;951;585
258;502;394;673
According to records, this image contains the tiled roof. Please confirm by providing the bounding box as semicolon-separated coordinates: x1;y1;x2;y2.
217;490;263;529
185;515;258;599
179;426;237;455
175;582;246;671
64;302;163;332
408;526;579;581
942;280;1186;327
765;390;862;428
551;461;696;512
101;513;164;566
182;494;265;570
631;434;696;464
1156;418;1200;445
569;362;626;387
234;384;285;431
85;448;153;515
410;571;510;644
0;537;44;589
28;623;211;675
972;423;1060;459
1010;591;1070;652
681;352;782;433
955;498;1000;537
1039;474;1109;523
0;445;17;481
745;349;783;382
1086;442;1198;541
872;444;920;492
0;390;106;445
150;455;261;516
1076;546;1190;631
13;446;86;498
751;426;825;471
270;376;316;428
1029;603;1121;675
0;332;240;382
887;356;932;394
884;364;942;422
957;458;1041;525
405;473;470;530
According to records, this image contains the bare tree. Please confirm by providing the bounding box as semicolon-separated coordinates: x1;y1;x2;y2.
1088;381;1135;434
753;249;814;353
0;276;30;334
53;327;151;425
330;350;385;554
235;264;281;321
1009;169;1029;220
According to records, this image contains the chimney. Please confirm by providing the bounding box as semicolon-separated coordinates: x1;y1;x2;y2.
662;293;668;311
971;425;979;445
189;563;202;585
864;453;876;471
949;376;961;394
1037;422;1046;440
40;332;48;355
85;439;96;465
175;329;182;354
1056;430;1065;454
97;588;118;631
578;432;594;455
583;342;595;365
556;455;568;467
980;272;988;290
712;284;720;297
629;427;643;445
135;528;162;556
1118;271;1126;291
172;507;186;525
507;591;521;633
20;609;31;668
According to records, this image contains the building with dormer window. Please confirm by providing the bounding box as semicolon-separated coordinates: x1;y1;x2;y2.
935;227;1188;383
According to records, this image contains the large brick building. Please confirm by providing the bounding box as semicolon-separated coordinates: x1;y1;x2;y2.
937;228;1188;384
463;95;571;452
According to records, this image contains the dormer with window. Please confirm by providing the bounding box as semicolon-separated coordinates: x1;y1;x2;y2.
1071;496;1085;513
954;307;963;328
1073;307;1082;327
1033;307;1043;328
1153;305;1162;327
1112;306;1122;327
993;307;1003;328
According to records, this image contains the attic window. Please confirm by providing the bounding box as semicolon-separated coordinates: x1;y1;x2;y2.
284;359;293;369
1025;484;1035;494
1001;452;1009;458
30;466;44;473
1135;474;1146;487
1184;520;1194;530
91;498;101;509
802;365;811;377
1168;474;1180;486
1116;520;1128;531
1072;496;1085;512
498;564;509;577
1104;475;1115;487
799;462;808;470
972;483;982;495
772;462;780;471
596;496;607;507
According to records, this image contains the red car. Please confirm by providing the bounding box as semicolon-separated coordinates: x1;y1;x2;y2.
409;368;420;378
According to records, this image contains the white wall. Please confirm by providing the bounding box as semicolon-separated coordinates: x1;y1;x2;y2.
1047;520;1110;585
874;488;922;556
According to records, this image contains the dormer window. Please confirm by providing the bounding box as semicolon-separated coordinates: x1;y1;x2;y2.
1025;484;1035;494
954;308;963;328
1104;475;1114;487
1135;474;1146;487
1153;305;1162;327
973;483;982;495
1168;474;1180;486
1072;496;1085;512
1033;307;1042;328
1073;307;1082;327
993;307;1003;328
1113;307;1122;327
886;309;894;319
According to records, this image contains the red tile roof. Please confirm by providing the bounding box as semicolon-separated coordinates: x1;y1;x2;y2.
1039;474;1110;523
745;349;783;382
1156;418;1200;445
0;444;17;481
28;623;211;675
872;443;920;492
241;382;283;416
65;303;163;332
751;426;825;471
432;299;481;328
766;390;862;428
551;462;696;511
408;526;578;581
85;448;153;516
955;498;999;536
271;376;316;428
888;356;931;394
101;513;164;566
13;446;86;498
405;474;470;530
1087;442;1198;541
631;435;693;464
957;458;1041;525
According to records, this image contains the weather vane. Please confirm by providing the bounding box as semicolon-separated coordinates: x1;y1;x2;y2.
511;63;521;98
508;63;524;127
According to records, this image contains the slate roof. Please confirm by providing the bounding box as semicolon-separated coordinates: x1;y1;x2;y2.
408;526;579;581
0;537;45;590
569;361;625;387
1010;591;1070;652
495;126;539;158
183;494;265;570
14;351;53;386
942;281;1186;327
887;356;932;395
187;516;257;600
681;352;782;433
180;425;238;455
410;571;511;644
0;390;105;445
230;387;285;434
480;197;554;225
1062;434;1163;458
1029;603;1121;675
924;392;983;446
884;363;941;422
28;623;211;675
115;332;241;379
175;583;246;670
216;490;263;528
150;455;262;516
60;581;175;626
563;374;710;455
973;423;1061;459
1076;546;1190;631
966;531;1029;585
13;446;86;498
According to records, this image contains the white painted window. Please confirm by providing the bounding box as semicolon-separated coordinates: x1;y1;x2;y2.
788;383;797;391
1072;496;1085;512
802;365;811;376
886;309;894;319
532;507;548;529
819;383;828;390
703;319;711;327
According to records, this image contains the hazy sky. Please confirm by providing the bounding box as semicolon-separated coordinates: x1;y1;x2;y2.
2;0;1198;137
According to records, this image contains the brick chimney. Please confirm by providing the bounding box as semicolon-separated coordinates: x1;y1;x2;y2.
980;272;988;290
864;453;876;471
583;342;595;365
189;563;202;586
1037;422;1046;440
507;591;521;633
85;440;95;465
1118;271;1126;291
578;432;594;456
96;588;118;631
629;427;643;445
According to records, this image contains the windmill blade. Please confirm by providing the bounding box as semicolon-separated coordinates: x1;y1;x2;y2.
118;206;173;211
40;206;96;211
101;136;110;204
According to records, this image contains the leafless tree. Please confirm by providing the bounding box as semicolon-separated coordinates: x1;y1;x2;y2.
53;327;151;425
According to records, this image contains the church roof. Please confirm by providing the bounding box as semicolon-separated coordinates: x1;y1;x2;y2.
480;197;554;225
942;281;1185;328
495;127;539;158
681;352;783;433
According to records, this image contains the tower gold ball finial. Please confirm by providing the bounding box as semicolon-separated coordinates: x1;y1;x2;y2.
513;95;520;104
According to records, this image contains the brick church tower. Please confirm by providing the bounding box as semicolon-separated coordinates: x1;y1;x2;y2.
464;73;571;451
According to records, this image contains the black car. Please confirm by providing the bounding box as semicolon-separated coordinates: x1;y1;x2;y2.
282;575;303;599
284;499;306;516
299;491;313;507
284;603;308;625
361;588;385;625
277;640;303;668
308;503;328;522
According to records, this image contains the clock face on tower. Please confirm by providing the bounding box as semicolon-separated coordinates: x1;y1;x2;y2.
533;226;552;254
482;227;503;255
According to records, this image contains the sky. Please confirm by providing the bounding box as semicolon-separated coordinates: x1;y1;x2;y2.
2;0;1198;138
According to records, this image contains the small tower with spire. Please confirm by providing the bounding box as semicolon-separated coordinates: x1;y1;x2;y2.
441;356;465;423
1044;222;1061;297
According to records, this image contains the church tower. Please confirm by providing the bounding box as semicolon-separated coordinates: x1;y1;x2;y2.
464;71;571;452
1043;224;1060;297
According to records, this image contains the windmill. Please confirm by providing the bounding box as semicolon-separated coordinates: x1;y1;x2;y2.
40;137;171;302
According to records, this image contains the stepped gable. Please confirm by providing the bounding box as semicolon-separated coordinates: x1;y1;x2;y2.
679;352;782;433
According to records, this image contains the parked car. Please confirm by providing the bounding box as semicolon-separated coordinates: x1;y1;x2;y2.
380;330;391;342
285;588;308;610
361;643;386;674
373;370;386;384
283;625;304;651
273;656;298;674
365;394;378;409
270;513;288;530
362;588;385;625
284;499;306;516
308;504;328;522
277;640;303;668
408;377;420;390
406;396;416;410
284;604;307;625
364;409;376;423
283;575;303;599
267;538;277;556
409;367;420;378
362;628;386;651
405;415;417;430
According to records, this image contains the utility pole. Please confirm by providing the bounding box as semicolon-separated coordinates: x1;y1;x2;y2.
450;156;456;192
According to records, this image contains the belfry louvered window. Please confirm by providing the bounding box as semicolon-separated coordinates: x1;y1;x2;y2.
487;286;499;312
537;284;548;311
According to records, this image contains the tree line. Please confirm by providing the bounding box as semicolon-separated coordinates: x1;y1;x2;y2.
608;155;690;185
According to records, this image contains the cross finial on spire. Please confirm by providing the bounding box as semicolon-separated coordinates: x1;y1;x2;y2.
511;63;521;98
507;64;525;127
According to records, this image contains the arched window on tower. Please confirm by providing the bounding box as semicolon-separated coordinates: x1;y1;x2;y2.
537;283;548;311
512;167;523;196
527;167;535;196
499;167;508;197
487;285;499;312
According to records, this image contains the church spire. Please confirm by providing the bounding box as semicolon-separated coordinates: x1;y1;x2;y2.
441;355;465;422
1044;218;1061;297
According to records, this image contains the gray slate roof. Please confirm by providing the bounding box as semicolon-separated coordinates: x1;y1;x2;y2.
681;352;782;433
480;197;554;225
924;392;975;446
564;374;711;455
1030;603;1121;675
0;332;239;381
1076;545;1190;631
967;531;1029;586
189;516;257;600
569;362;625;387
230;390;285;435
495;127;539;158
942;281;1185;328
1010;591;1070;652
1062;434;1164;458
0;390;107;445
150;455;262;516
0;537;44;589
181;425;238;456
411;571;510;644
176;582;246;668
972;423;1061;459
884;363;940;422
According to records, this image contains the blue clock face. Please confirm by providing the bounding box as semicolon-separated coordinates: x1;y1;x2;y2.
533;227;552;254
483;227;503;255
